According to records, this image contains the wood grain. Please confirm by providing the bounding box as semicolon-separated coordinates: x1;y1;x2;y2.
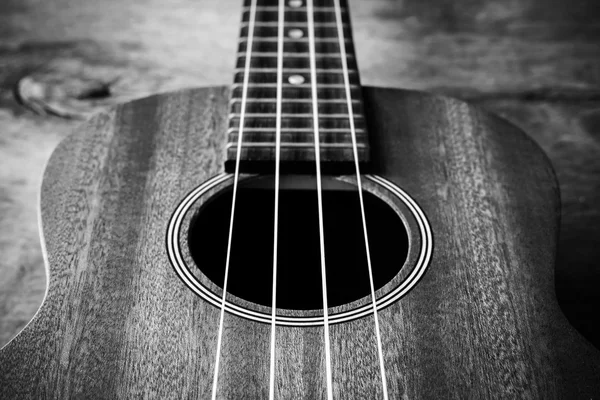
1;86;598;398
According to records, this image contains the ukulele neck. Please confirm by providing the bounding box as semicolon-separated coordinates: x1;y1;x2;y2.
225;0;370;174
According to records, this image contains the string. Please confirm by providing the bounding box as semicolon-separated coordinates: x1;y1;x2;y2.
332;0;389;398
307;0;334;399
268;0;285;398
211;0;258;398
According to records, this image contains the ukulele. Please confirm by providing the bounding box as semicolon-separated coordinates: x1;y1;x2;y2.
1;0;599;398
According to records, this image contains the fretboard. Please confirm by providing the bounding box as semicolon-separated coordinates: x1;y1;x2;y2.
225;0;369;174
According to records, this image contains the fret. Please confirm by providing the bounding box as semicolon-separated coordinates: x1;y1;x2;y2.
227;130;367;143
237;51;354;58
242;11;350;25
242;6;351;24
233;68;355;73
230;98;360;103
239;37;351;43
242;0;348;6
236;52;352;58
229;98;362;109
230;113;362;118
231;86;362;99
242;22;346;28
242;6;344;12
229;116;365;130
242;9;350;22
229;100;361;115
226;142;366;149
229;120;366;131
241;26;352;38
242;0;349;7
236;56;357;69
229;99;362;115
232;82;359;87
233;72;358;84
239;41;344;53
228;127;364;133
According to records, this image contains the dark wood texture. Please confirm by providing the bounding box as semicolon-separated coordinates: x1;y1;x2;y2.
1;86;598;398
226;0;369;172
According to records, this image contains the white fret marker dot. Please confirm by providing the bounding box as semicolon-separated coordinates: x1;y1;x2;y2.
288;75;305;85
288;28;304;39
288;0;303;7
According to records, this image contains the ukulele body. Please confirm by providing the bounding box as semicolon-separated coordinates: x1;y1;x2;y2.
1;86;598;399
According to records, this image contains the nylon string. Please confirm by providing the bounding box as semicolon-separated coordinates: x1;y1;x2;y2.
332;0;389;398
307;0;334;399
211;0;258;398
268;0;285;398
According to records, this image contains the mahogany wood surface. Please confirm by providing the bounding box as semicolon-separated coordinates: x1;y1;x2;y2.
1;0;600;354
1;86;598;398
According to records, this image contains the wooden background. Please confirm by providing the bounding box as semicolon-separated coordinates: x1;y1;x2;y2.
0;0;599;351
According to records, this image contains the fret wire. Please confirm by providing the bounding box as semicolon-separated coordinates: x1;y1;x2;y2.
242;22;346;27
239;37;351;42
233;68;355;73
231;83;359;88
230;98;360;103
225;142;367;149
227;127;365;133
230;113;363;118
241;32;353;38
227;138;369;145
240;26;352;38
229;100;363;114
234;74;358;86
242;7;349;18
241;3;350;9
236;58;357;69
242;6;343;11
237;52;353;57
241;20;351;27
241;0;350;7
227;132;369;141
229;119;366;129
239;43;343;54
231;88;363;99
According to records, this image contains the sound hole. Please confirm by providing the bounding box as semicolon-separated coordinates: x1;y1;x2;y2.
187;179;409;310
